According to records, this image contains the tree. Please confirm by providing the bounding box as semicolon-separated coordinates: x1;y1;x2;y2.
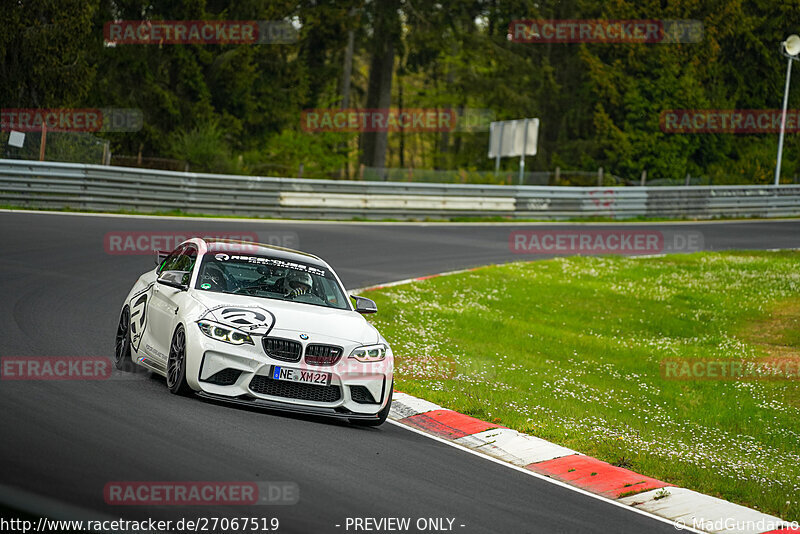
1;0;98;107
359;0;401;174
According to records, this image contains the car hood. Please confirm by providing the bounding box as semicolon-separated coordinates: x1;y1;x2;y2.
190;290;379;344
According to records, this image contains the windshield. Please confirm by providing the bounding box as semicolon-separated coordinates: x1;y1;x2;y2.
195;252;349;311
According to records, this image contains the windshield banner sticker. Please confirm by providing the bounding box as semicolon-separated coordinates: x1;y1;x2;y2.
213;254;327;277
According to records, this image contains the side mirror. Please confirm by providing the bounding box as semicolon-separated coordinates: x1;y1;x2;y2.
155;250;170;267
157;270;190;291
350;295;377;314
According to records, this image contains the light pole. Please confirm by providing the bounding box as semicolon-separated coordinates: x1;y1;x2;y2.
775;34;800;186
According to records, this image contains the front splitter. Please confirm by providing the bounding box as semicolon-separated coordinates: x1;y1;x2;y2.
195;391;381;421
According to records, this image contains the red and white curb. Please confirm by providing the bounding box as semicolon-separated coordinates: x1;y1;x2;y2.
349;267;482;295
351;272;797;534
388;391;795;534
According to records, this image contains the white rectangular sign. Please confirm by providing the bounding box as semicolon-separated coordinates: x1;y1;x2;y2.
488;118;539;158
8;130;25;148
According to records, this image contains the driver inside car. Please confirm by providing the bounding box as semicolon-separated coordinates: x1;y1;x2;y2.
283;271;313;298
198;261;229;292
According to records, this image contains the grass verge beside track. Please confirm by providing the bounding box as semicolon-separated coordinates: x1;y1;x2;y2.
365;251;800;520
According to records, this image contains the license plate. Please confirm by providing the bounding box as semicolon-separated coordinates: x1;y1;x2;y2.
271;366;331;386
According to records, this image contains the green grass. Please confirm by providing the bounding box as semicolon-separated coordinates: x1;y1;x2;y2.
365;251;800;520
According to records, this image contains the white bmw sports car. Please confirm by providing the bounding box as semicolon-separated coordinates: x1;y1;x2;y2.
114;238;394;426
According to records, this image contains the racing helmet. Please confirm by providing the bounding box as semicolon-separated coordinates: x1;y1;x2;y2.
284;270;313;293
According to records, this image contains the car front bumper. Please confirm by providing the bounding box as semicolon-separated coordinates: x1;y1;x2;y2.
185;327;393;417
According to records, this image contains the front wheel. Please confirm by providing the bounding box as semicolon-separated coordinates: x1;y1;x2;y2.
114;306;132;370
166;325;192;396
350;385;392;427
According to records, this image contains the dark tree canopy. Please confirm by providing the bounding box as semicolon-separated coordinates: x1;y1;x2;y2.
2;0;799;183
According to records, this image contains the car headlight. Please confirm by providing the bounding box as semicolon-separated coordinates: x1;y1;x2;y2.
349;343;390;362
197;320;254;345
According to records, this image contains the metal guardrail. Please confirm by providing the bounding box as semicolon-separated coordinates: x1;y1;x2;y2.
1;159;799;220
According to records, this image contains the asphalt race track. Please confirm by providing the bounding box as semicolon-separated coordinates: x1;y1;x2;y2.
1;211;798;533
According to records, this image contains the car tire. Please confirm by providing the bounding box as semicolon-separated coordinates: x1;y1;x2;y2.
114;306;132;371
350;384;393;427
166;325;193;396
